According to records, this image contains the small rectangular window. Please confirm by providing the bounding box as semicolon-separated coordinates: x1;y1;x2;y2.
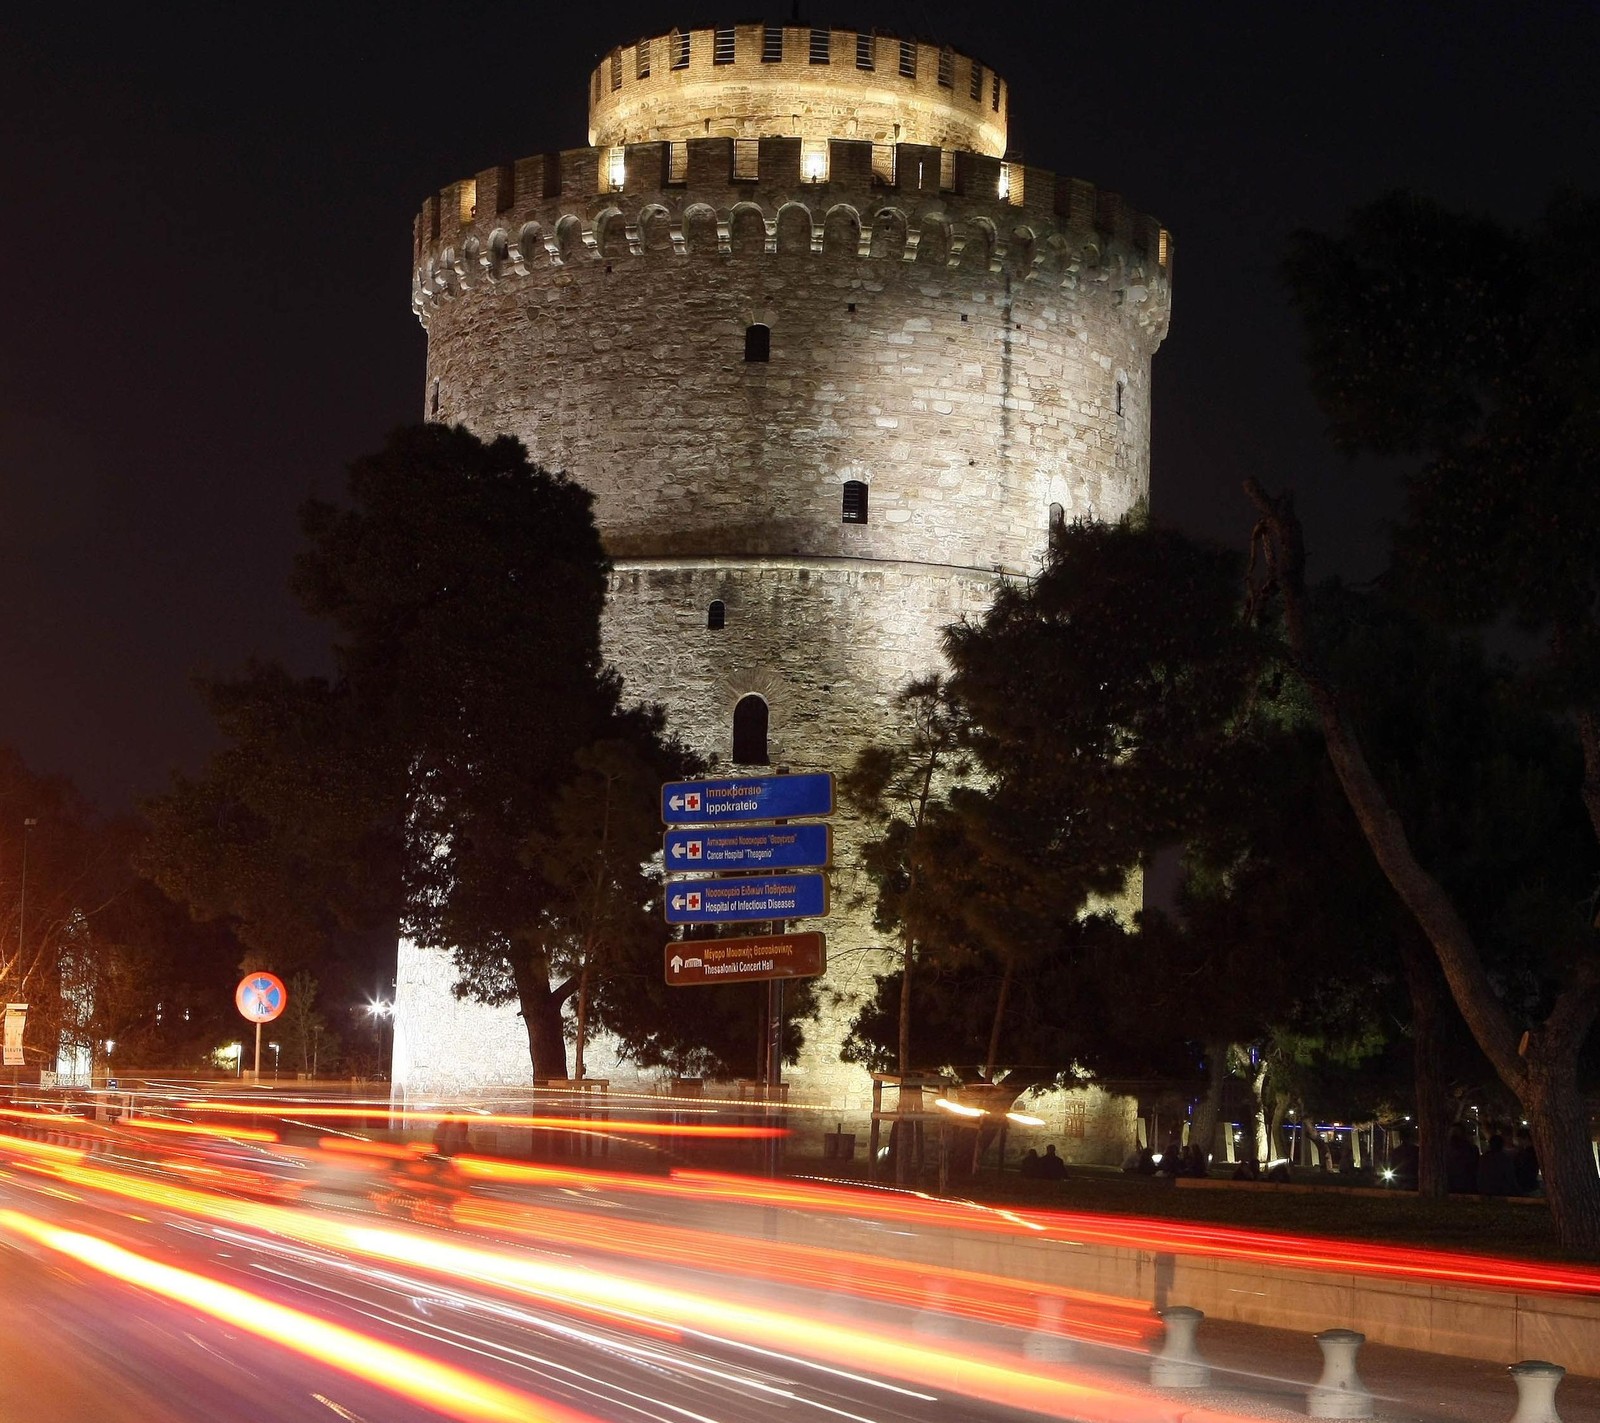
898;39;916;78
842;480;869;524
939;150;956;191
637;39;651;79
1158;228;1171;267
671;30;690;70
801;138;829;184
667;141;688;184
732;139;760;182
856;33;874;70
809;28;830;64
714;27;735;64
970;61;983;102
992;73;1001;111
602;146;626;193
762;25;783;62
937;47;953;88
871;144;896;186
610;51;622;91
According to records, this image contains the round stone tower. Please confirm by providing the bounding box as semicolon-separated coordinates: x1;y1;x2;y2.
398;22;1173;1110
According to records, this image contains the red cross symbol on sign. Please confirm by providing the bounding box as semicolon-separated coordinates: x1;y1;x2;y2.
686;892;702;911
684;792;701;812
687;840;702;859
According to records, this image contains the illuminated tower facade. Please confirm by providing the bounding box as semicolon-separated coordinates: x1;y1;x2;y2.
396;23;1172;1111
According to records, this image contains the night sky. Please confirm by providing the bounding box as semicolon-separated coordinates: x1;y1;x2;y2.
2;3;1595;810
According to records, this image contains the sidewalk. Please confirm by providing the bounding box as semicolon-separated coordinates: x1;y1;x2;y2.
1073;1313;1600;1422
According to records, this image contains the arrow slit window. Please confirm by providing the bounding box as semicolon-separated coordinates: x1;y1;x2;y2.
733;694;769;765
842;479;869;524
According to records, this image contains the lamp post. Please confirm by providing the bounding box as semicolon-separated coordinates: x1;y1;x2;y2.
268;1041;280;1080
18;818;37;965
365;999;393;1079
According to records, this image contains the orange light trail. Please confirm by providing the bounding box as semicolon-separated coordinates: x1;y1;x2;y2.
123;1116;280;1143
26;1158;1238;1423
451;1157;1600;1298
0;1208;602;1423
175;1102;786;1138
448;1194;1155;1346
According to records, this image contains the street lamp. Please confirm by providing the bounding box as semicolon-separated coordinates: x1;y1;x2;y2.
268;1040;280;1080
365;999;394;1078
18;818;37;963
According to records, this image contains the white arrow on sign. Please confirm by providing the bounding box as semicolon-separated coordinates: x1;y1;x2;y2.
671;894;685;910
672;843;685;858
669;795;684;810
670;955;683;974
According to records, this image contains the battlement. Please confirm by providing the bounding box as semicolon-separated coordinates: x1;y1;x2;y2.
589;25;1006;157
412;138;1172;340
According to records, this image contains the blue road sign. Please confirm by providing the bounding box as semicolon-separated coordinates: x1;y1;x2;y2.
663;873;830;925
661;773;834;826
664;824;831;874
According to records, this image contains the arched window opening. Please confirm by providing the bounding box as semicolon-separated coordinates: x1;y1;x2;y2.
1049;502;1065;533
707;599;726;630
744;324;771;362
1115;377;1126;417
430;380;440;418
732;695;769;765
842;479;869;524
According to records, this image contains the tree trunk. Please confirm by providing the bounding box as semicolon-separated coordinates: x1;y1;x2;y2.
982;953;1017;1084
1267;1095;1287;1162
573;959;591;1080
512;952;573;1082
1398;930;1451;1199
1246;479;1600;1252
1249;1060;1270;1162
897;941;914;1076
1189;1038;1230;1167
1525;1047;1600;1248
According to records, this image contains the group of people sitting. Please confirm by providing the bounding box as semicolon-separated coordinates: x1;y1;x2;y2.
1120;1135;1214;1178
1387;1123;1540;1194
1016;1143;1069;1179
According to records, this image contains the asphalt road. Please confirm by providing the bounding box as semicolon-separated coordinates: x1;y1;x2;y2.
0;1159;1059;1423
4;1131;1597;1423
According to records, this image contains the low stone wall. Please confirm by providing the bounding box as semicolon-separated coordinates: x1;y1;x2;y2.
747;1201;1600;1376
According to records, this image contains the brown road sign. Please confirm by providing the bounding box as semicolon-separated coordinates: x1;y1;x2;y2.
665;932;826;986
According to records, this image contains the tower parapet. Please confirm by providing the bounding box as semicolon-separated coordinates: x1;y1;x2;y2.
588;25;1007;157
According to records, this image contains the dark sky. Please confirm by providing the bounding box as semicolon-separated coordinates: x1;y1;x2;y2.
2;3;1595;810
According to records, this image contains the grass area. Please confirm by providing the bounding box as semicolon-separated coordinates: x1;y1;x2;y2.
783;1154;1587;1264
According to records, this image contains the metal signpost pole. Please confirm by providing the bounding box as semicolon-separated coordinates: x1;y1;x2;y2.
254;1020;262;1081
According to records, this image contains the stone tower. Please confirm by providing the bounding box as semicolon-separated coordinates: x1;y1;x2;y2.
395;22;1172;1112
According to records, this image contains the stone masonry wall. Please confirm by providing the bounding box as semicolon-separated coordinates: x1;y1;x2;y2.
399;120;1172;1111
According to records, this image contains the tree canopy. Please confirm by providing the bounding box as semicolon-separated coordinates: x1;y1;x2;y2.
144;425;699;1080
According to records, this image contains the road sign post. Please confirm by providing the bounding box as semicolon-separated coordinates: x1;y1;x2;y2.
662;773;834;825
663;824;831;873
664;932;826;985
664;873;828;925
235;973;287;1083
